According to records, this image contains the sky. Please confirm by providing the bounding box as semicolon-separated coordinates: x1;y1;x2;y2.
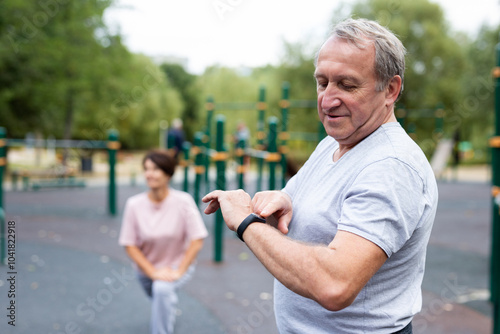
103;0;500;74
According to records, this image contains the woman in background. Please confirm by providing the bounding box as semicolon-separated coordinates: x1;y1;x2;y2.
119;150;208;334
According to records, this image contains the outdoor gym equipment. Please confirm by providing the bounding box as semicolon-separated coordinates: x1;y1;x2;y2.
0;129;120;216
0;129;120;265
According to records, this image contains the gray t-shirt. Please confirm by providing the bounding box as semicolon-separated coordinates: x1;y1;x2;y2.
277;122;438;333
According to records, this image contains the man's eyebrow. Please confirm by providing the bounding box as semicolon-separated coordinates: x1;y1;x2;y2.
313;71;325;79
313;72;361;84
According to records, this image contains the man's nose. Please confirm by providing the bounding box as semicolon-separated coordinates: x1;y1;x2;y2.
320;85;341;111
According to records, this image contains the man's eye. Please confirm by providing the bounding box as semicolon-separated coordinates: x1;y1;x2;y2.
317;81;327;89
340;82;356;90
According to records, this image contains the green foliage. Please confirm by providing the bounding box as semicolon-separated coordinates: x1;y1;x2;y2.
0;0;114;138
195;41;320;150
349;0;467;156
0;0;183;150
74;54;184;149
160;63;200;141
274;41;318;136
0;0;498;161
196;65;268;142
455;24;500;162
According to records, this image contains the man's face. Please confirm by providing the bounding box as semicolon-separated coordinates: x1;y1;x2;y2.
314;37;394;148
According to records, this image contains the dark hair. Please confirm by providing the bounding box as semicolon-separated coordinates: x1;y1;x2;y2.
142;150;177;177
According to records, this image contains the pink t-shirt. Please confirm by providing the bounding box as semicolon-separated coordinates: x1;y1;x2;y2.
119;189;208;270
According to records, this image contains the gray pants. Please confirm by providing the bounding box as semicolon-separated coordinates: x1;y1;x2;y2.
137;266;194;334
393;321;412;334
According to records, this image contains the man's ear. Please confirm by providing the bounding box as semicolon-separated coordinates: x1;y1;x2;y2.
385;75;402;106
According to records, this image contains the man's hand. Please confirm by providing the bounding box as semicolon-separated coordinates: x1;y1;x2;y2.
202;189;253;231
252;191;293;234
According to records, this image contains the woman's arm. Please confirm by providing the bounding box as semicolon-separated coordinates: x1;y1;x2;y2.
177;238;204;276
125;239;204;282
152;239;204;281
125;245;157;278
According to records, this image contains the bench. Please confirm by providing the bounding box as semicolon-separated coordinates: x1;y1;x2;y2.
12;167;86;191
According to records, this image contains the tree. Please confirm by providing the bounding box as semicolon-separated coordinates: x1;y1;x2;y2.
160;63;200;141
0;1;184;152
73;54;184;149
274;40;319;136
458;24;500;161
0;0;117;142
196;65;265;142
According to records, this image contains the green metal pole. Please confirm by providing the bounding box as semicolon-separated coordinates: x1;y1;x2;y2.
493;125;500;328
11;171;17;191
256;86;266;192
194;132;204;206
205;96;214;193
496;305;500;334
280;82;290;188
407;122;417;141
214;115;226;262
182;141;191;193
434;103;445;139
318;120;327;143
491;42;500;334
396;105;406;130
22;172;29;191
107;130;119;216
0;127;6;210
236;138;246;190
268;117;279;191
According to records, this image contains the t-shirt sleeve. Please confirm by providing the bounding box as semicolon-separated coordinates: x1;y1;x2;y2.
182;195;209;241
118;199;140;247
338;158;426;257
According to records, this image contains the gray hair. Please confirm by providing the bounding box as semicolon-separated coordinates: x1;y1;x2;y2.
317;18;406;100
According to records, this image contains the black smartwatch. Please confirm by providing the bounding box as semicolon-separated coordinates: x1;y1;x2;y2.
237;213;266;242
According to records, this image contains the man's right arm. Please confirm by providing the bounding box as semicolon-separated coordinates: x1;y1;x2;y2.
238;215;387;311
203;190;387;311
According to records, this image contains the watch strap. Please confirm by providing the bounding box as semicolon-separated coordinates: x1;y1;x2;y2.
237;213;266;242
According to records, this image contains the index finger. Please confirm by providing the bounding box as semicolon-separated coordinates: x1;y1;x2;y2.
202;190;223;203
252;196;281;217
202;190;225;215
251;192;271;215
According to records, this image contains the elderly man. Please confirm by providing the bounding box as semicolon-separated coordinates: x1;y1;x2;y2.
203;18;437;334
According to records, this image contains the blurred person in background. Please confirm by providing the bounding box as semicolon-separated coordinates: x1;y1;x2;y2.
119;149;208;334
167;118;185;158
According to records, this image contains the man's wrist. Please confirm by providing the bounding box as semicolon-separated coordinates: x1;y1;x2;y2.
237;213;266;242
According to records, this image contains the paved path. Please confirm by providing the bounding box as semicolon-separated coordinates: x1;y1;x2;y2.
0;179;494;334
